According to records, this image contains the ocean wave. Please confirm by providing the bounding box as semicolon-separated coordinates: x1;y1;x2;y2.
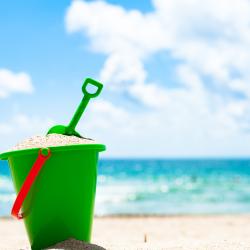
94;174;250;215
2;159;250;216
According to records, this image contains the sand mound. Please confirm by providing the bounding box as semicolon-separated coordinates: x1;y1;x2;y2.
45;238;106;250
10;134;96;151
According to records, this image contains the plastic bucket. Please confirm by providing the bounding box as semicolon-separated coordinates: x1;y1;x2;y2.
0;143;105;250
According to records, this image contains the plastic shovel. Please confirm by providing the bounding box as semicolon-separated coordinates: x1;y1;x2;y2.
47;78;103;138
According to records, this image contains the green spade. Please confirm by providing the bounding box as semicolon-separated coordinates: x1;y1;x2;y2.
47;78;103;138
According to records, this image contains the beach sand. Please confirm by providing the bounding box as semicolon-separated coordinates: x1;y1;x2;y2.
1;215;250;250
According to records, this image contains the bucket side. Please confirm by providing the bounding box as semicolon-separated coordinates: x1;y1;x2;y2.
9;148;100;250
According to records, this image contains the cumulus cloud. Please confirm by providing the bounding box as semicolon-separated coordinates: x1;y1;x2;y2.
65;0;250;156
0;69;33;98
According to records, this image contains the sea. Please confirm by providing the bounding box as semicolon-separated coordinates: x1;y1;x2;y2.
1;159;250;216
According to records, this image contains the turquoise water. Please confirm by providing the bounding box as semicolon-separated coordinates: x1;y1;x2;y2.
1;159;250;216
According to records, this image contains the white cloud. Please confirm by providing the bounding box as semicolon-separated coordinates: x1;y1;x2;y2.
65;0;250;157
0;69;33;98
66;0;167;56
65;0;168;107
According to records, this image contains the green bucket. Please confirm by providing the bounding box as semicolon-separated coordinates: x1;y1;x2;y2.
0;143;105;250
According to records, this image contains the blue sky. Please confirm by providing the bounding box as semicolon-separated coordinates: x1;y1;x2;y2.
0;0;250;157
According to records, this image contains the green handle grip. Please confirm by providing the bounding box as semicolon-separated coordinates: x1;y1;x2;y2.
67;78;103;133
82;78;103;98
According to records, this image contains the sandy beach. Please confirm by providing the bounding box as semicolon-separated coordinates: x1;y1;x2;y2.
1;215;250;250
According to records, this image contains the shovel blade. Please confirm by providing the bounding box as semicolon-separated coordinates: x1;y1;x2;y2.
47;125;67;136
47;125;82;138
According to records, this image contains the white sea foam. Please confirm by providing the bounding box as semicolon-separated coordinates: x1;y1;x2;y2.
0;193;15;202
0;176;14;192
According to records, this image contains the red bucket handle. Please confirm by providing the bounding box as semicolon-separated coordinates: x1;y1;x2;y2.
11;148;51;220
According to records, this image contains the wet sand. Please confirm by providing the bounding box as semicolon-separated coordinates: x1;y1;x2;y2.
1;215;250;249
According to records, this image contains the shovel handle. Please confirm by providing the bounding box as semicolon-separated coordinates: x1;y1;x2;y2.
82;78;103;98
67;78;103;132
11;148;51;219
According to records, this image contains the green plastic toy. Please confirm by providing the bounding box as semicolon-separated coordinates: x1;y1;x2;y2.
47;78;103;138
0;144;105;249
0;77;106;249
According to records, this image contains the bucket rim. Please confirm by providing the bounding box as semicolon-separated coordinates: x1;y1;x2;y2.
0;143;106;160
